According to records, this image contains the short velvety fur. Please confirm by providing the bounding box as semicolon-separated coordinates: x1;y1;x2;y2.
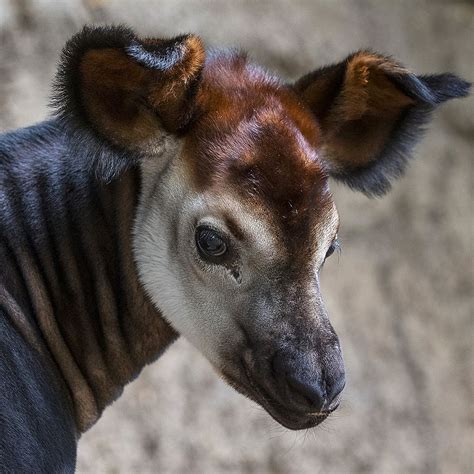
0;25;469;471
185;51;335;256
294;51;470;195
0;122;176;471
52;25;205;181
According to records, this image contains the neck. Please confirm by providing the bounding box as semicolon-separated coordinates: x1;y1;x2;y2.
0;121;177;432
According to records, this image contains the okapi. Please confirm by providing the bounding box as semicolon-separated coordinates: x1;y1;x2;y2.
0;24;469;472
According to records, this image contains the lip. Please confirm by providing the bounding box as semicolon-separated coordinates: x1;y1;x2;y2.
222;359;333;431
251;383;330;430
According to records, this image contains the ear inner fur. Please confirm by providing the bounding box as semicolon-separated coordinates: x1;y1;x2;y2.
80;48;157;148
294;50;470;196
54;26;206;152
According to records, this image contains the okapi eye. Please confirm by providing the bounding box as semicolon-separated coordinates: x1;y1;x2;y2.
325;237;340;260
196;226;228;260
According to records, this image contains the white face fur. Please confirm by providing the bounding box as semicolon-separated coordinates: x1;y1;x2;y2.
133;137;339;370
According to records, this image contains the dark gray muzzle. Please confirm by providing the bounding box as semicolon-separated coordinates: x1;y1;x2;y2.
271;347;345;413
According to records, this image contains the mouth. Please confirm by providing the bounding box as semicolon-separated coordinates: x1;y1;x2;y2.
221;358;335;431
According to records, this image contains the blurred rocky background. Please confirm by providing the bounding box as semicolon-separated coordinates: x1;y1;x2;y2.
0;0;472;472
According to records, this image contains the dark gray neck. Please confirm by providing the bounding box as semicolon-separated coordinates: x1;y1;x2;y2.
0;120;177;432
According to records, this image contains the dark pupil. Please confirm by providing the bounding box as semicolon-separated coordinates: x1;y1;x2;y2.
326;242;336;259
197;229;227;256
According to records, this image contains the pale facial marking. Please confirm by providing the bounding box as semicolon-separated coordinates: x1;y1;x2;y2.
134;146;284;364
132;117;344;430
134;142;338;363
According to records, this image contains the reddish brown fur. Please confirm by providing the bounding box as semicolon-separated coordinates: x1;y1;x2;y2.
79;34;206;147
146;35;205;131
81;48;157;147
181;53;334;264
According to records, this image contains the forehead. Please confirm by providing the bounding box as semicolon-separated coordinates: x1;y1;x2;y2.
183;52;336;247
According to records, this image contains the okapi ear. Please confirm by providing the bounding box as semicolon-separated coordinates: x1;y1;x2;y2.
293;51;470;196
52;25;205;179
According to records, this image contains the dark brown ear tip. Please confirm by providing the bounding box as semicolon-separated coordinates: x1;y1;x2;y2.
51;25;138;103
420;73;471;103
65;24;138;59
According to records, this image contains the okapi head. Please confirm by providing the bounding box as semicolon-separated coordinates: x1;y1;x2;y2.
53;26;469;430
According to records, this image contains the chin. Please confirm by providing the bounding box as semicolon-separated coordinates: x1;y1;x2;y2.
220;365;332;431
258;397;329;430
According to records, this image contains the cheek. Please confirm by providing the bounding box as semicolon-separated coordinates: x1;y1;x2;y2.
165;278;244;368
134;212;242;364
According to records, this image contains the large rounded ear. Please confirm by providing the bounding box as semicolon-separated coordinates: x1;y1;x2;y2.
52;25;205;179
293;51;470;196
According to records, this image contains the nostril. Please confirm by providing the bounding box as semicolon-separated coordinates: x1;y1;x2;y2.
286;374;326;412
